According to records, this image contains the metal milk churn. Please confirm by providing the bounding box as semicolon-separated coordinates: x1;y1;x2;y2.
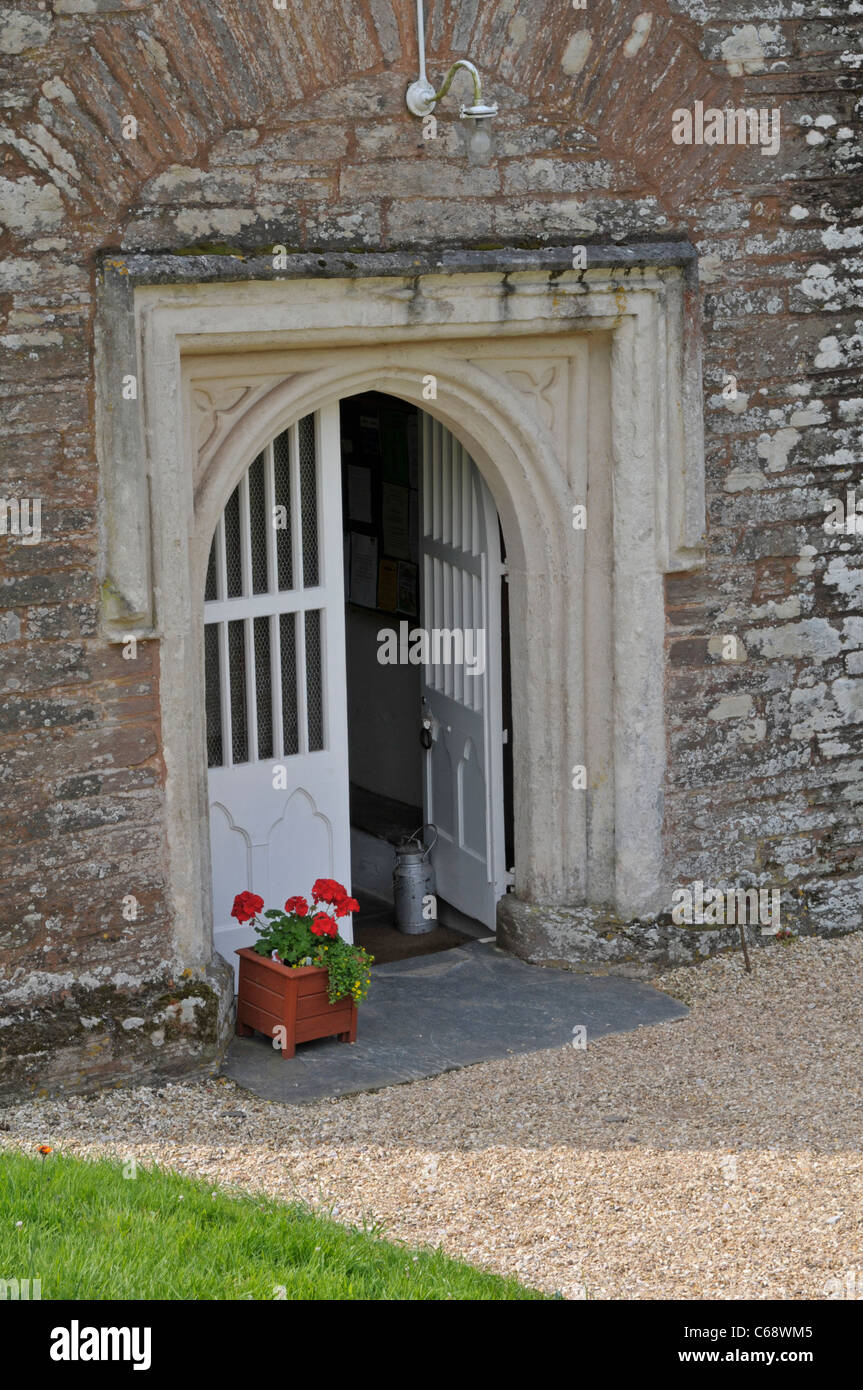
393;824;438;935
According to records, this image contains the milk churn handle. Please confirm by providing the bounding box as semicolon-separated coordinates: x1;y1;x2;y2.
409;823;438;859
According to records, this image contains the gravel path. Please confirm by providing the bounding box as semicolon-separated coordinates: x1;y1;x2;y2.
2;934;862;1299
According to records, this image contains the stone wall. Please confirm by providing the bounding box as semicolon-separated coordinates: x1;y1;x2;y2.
0;0;860;1096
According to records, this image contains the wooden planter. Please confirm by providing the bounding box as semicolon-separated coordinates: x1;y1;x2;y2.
235;947;357;1058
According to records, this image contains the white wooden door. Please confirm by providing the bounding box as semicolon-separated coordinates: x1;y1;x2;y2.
420;413;508;929
204;405;352;984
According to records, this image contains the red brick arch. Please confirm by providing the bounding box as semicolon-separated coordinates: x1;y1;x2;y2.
0;0;742;258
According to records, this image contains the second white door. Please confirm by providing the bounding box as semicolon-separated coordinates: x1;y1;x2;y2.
420;412;508;929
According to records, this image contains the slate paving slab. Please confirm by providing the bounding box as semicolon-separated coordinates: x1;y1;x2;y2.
222;941;688;1104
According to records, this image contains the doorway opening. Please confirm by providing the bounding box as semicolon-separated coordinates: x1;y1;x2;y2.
340;391;513;965
202;390;514;984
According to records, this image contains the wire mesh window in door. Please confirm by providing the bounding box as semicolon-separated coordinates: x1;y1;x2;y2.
248;453;269;594
273;430;294;591
203;418;329;769
204;623;222;767
298;414;319;587
227;618;248;764
280;611;299;756
253;615;273;761
223;486;243;598
204;539;218;602
305;608;324;752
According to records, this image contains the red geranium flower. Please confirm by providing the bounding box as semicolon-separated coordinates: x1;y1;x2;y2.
311;878;348;906
284;896;309;917
231;890;264;924
310;912;338;937
335;897;360;917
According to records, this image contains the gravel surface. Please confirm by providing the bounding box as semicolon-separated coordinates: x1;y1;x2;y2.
2;934;862;1299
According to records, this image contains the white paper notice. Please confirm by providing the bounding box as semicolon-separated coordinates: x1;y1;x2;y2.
350;531;378;607
407;415;419;489
382;482;411;560
347;465;372;523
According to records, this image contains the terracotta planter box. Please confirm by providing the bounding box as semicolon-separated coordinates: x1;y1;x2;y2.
235;947;357;1058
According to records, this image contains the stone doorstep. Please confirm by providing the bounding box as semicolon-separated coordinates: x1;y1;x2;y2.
222;938;689;1105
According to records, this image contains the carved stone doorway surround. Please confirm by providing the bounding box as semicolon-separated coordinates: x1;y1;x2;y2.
96;246;705;982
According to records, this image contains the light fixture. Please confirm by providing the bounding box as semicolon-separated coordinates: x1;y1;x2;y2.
405;0;498;148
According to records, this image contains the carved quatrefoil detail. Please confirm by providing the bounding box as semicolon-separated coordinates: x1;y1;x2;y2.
193;384;256;455
502;366;558;430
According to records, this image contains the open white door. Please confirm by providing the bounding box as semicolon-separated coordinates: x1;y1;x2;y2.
420;412;508;929
204;405;352;984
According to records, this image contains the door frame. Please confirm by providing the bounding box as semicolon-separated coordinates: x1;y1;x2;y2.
96;248;705;976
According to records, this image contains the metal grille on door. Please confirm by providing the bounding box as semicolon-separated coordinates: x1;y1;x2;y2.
204;415;326;768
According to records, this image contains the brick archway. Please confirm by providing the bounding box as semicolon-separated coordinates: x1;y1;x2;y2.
0;1;737;266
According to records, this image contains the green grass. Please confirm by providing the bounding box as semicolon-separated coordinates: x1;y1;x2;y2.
0;1150;545;1300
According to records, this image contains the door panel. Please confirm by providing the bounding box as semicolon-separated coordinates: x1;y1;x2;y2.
420;413;507;929
204;405;352;984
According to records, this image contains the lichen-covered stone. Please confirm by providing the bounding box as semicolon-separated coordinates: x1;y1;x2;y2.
0;961;234;1104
